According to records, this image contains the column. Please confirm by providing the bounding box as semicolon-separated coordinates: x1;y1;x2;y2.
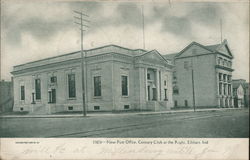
138;67;145;110
156;69;160;101
145;68;148;101
231;85;234;108
217;73;220;95
221;82;224;95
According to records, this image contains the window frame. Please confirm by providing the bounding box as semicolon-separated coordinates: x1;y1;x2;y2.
68;73;76;99
93;76;102;97
20;85;25;101
219;82;222;95
164;88;168;101
173;86;179;95
50;76;57;83
121;75;129;97
147;73;150;80
35;78;41;100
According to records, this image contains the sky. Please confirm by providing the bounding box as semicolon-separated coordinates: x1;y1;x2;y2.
1;0;249;81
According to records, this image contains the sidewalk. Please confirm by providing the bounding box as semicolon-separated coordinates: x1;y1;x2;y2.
0;107;243;118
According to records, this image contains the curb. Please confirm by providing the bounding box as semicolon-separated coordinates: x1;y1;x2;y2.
0;108;244;119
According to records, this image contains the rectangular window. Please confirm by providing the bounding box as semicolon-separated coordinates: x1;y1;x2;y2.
94;76;101;96
219;73;222;81
152;88;157;100
51;76;57;83
94;106;100;110
174;100;178;107
51;89;56;103
164;89;167;100
219;83;222;95
228;84;231;95
223;74;226;81
173;71;177;80
147;73;150;80
147;86;150;100
121;75;128;96
164;80;167;86
173;86;179;95
124;105;130;109
68;74;76;98
35;79;41;100
20;86;25;100
224;84;227;95
68;106;73;110
185;100;188;107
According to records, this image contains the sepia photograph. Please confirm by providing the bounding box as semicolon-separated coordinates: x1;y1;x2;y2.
0;0;249;159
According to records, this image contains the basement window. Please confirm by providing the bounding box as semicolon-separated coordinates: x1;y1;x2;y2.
94;106;100;110
68;106;73;110
124;105;130;109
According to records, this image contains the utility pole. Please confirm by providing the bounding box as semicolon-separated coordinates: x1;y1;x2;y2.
73;10;90;117
141;5;145;50
220;19;223;43
191;58;196;112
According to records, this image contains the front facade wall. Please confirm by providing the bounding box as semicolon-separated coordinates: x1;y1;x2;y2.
215;54;234;108
12;52;173;114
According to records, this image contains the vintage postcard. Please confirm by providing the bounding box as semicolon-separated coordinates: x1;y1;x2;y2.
0;0;249;159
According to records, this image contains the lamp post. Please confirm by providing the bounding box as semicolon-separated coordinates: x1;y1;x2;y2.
31;89;35;104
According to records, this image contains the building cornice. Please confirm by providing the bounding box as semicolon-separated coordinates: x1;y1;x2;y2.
215;65;234;72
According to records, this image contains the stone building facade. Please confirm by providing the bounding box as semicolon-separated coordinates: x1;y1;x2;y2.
164;40;234;108
11;45;174;114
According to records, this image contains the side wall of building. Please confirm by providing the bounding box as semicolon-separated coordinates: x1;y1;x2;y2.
174;54;217;107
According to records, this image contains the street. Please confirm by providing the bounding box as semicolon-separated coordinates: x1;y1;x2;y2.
0;109;249;138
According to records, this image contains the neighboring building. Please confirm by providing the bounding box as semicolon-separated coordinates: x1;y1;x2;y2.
243;82;249;107
164;39;234;108
11;45;174;114
232;79;249;108
0;79;14;113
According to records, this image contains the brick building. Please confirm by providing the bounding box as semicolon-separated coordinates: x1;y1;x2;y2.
164;39;234;108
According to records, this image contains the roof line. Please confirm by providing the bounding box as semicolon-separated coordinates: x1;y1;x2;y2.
14;44;147;68
175;41;215;58
135;49;171;64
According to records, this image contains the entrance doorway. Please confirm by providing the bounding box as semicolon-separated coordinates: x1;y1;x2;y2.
152;88;157;101
51;89;56;103
147;86;150;101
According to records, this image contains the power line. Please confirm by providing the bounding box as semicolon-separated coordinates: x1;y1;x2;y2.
73;10;90;117
220;19;223;43
141;5;145;50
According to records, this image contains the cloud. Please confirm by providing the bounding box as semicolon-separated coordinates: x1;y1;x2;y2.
161;16;192;38
187;2;223;25
1;1;249;81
